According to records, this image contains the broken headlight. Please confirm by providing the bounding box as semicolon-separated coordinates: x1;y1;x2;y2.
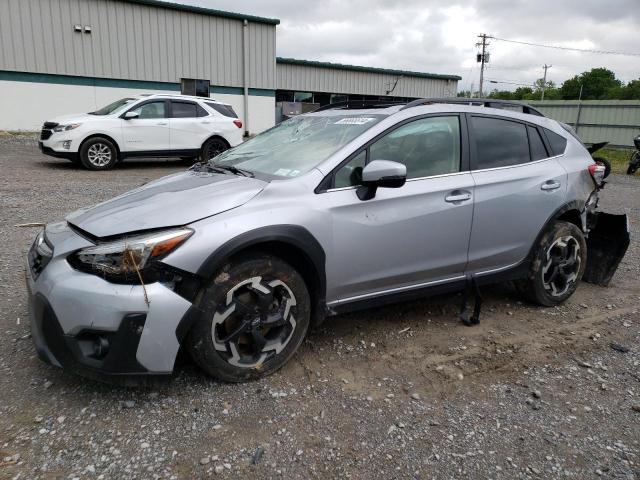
69;228;193;282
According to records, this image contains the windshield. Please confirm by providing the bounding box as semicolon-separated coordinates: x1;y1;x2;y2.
210;113;384;178
89;98;136;115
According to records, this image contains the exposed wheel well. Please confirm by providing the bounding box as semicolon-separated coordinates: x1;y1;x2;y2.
556;209;583;231
228;241;325;326
79;134;121;159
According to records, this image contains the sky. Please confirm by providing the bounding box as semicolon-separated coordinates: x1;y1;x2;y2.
172;0;640;93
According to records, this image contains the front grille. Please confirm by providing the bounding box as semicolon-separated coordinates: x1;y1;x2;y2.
28;233;53;279
40;122;58;140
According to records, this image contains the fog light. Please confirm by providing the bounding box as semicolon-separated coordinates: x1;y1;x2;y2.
92;336;110;359
62;140;71;149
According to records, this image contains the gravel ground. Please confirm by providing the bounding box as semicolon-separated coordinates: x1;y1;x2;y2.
1;135;639;480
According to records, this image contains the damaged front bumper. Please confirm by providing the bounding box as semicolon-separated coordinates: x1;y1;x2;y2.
25;224;193;382
583;212;630;286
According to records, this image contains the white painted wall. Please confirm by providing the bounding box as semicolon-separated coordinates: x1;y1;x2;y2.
0;80;275;135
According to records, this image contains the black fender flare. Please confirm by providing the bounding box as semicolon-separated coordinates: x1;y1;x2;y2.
176;225;327;341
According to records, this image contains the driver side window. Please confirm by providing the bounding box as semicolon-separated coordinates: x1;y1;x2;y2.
130;101;167;119
370;116;460;179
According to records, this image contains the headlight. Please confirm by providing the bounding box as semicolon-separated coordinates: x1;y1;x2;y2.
69;228;193;281
53;123;81;132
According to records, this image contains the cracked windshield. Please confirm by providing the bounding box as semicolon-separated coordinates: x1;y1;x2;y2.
210;114;384;178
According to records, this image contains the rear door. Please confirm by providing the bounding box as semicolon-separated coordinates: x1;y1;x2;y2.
466;115;568;274
120;100;170;151
318;114;475;302
169;100;211;151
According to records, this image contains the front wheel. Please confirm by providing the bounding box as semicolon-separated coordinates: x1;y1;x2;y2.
518;221;587;306
186;254;310;382
79;137;118;170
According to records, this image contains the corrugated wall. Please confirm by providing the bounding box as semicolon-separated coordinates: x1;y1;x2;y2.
0;0;276;89
276;62;458;98
530;100;640;148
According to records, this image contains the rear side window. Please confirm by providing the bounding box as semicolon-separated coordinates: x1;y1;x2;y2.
206;102;238;118
471;116;530;169
171;101;207;118
543;128;568;156
528;126;549;161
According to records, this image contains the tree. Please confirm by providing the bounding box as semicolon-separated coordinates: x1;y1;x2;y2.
621;79;640;100
488;89;515;100
560;68;622;100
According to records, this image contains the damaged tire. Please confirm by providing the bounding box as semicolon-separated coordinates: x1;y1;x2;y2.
186;254;310;382
518;221;587;307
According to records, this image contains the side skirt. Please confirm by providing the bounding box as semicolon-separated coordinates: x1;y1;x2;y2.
120;149;201;159
327;261;531;316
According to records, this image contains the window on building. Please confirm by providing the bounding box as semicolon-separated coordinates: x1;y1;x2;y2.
369;116;461;179
294;91;313;103
471;116;530;169
129;101;167;119
330;94;348;104
205;102;238;118
181;78;210;97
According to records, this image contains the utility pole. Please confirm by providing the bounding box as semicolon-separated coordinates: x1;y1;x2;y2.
541;64;552;101
476;34;490;97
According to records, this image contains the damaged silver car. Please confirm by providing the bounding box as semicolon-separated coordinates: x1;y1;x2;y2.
26;98;629;383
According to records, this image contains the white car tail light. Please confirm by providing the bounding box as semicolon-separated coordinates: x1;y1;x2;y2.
588;163;605;187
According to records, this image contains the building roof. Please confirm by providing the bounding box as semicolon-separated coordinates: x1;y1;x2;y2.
276;57;461;81
117;0;280;25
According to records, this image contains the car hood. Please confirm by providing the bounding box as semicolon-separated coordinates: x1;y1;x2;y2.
46;113;97;125
66;170;267;238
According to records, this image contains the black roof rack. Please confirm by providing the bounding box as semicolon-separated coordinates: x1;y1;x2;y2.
313;100;406;112
401;98;545;117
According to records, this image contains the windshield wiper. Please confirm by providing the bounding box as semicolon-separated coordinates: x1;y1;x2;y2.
190;162;254;177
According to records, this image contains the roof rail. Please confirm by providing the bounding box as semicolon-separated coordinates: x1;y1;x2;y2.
313;100;406;112
400;98;545;117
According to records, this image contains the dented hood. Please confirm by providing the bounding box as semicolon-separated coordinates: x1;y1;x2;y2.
66;170;266;238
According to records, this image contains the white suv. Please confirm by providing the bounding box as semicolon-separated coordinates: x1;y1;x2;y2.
38;94;244;170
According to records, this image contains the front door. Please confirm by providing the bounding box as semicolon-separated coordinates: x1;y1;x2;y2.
121;100;170;151
318;115;475;303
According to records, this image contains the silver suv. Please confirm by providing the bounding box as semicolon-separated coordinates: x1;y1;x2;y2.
26;99;619;383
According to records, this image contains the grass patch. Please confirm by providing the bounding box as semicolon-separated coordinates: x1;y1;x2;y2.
597;147;634;174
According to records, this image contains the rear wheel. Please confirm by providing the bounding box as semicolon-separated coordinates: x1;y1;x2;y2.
79;137;118;170
627;152;640;175
186;254;310;382
200;137;229;162
518;221;587;306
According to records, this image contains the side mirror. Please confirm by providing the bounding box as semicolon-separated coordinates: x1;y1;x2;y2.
123;111;139;120
357;160;407;200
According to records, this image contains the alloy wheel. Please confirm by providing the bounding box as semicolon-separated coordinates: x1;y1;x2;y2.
211;276;297;368
87;143;112;167
542;236;581;297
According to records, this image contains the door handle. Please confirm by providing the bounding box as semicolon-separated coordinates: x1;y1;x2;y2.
157;121;168;125
445;191;472;203
541;180;561;191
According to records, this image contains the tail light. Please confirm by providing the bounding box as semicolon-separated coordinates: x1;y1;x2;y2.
233;119;243;129
588;163;605;187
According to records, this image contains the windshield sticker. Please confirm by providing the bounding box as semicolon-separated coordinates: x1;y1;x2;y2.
274;168;292;176
288;170;300;177
334;117;376;125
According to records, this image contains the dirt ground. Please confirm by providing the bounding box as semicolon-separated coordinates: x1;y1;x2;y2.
0;136;639;479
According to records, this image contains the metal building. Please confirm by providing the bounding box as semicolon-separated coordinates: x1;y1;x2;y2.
276;58;460;106
0;0;460;132
0;0;278;132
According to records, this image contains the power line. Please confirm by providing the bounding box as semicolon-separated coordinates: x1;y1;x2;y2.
490;36;640;57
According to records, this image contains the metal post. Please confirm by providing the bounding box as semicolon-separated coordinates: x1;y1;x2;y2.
575;83;583;134
242;19;249;137
541;64;551;101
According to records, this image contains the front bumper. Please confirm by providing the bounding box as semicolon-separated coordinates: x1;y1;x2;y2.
25;227;193;381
